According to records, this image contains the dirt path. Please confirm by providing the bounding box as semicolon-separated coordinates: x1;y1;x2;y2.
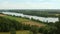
0;14;6;16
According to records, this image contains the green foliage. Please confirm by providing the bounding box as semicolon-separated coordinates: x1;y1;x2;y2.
30;25;39;34
1;14;60;34
0;16;22;32
10;28;16;34
39;25;57;34
4;10;60;17
54;16;60;34
38;15;60;34
0;16;40;34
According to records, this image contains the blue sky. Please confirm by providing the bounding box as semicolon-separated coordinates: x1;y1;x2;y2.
0;0;60;9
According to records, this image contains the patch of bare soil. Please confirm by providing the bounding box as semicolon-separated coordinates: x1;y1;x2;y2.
0;14;6;16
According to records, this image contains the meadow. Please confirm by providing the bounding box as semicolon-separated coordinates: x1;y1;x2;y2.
0;14;45;34
4;15;45;27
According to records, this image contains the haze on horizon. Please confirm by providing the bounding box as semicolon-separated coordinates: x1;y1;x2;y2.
0;0;60;9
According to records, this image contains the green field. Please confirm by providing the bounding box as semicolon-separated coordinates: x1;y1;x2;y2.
0;30;32;34
4;15;45;27
0;15;45;34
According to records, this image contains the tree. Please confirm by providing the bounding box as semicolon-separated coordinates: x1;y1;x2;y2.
30;25;39;34
58;15;60;22
40;25;57;34
54;15;60;34
10;28;16;34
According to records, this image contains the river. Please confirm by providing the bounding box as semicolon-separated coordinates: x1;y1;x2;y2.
2;12;59;23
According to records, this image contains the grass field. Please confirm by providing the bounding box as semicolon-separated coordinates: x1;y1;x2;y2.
0;30;31;34
0;32;9;34
3;15;46;27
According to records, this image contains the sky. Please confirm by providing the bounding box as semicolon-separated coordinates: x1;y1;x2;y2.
0;0;60;9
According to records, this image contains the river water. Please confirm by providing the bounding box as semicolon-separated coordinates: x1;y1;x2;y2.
2;12;59;23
